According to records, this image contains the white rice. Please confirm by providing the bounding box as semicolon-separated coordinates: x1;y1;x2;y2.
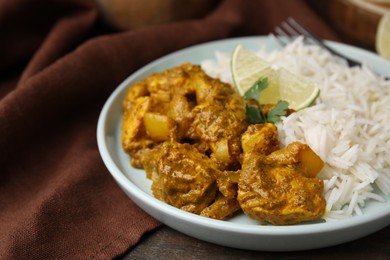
201;36;390;219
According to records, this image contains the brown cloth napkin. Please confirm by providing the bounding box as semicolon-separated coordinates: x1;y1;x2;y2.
0;0;341;258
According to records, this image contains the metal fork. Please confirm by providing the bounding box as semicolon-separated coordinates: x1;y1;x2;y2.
271;17;361;67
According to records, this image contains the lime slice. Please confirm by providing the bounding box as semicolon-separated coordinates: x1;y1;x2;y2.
231;44;273;96
278;67;321;110
231;44;320;110
376;13;390;60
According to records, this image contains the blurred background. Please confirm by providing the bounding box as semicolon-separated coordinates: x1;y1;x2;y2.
94;0;221;30
308;0;389;50
95;0;390;52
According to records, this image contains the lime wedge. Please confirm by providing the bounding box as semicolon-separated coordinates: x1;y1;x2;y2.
231;44;320;110
376;13;390;60
231;44;272;96
277;67;320;110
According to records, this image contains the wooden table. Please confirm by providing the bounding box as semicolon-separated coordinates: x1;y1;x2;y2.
121;224;390;259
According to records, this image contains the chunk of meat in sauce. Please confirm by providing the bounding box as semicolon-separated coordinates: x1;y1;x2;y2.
149;141;218;214
238;125;326;225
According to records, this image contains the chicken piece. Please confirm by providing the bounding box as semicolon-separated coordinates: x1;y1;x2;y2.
187;67;239;104
191;99;247;170
128;142;165;179
167;95;194;140
200;193;241;220
150;141;218;214
122;96;155;167
122;82;149;111
145;141;241;219
214;170;239;199
238;125;326;225
122;64;197;167
140;64;193;114
241;123;279;155
122;63;196;121
199;169;240;220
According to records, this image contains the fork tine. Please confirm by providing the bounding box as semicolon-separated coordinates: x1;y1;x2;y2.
274;26;288;38
274;27;290;44
283;17;361;67
269;32;287;48
286;17;326;47
272;18;304;48
272;24;297;47
280;21;300;37
286;17;348;59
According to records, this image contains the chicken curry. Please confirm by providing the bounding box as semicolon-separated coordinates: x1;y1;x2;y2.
121;63;325;225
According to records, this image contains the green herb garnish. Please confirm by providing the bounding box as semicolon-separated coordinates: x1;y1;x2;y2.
244;78;289;124
266;100;289;123
244;78;268;100
245;103;263;124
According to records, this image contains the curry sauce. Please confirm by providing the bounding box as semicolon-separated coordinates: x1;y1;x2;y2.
121;63;325;225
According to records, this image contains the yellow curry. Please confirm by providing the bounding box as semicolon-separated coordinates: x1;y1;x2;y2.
121;63;325;225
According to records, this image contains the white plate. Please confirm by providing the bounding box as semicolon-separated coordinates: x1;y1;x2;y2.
97;36;390;251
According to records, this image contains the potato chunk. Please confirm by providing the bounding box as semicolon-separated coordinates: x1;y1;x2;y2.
143;112;175;141
266;142;324;178
213;139;230;162
297;145;324;178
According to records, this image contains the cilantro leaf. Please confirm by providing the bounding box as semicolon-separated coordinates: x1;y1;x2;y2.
244;78;268;100
245;103;265;124
243;77;290;124
266;100;289;123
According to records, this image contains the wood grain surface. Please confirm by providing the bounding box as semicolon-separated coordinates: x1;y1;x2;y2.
119;225;390;259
